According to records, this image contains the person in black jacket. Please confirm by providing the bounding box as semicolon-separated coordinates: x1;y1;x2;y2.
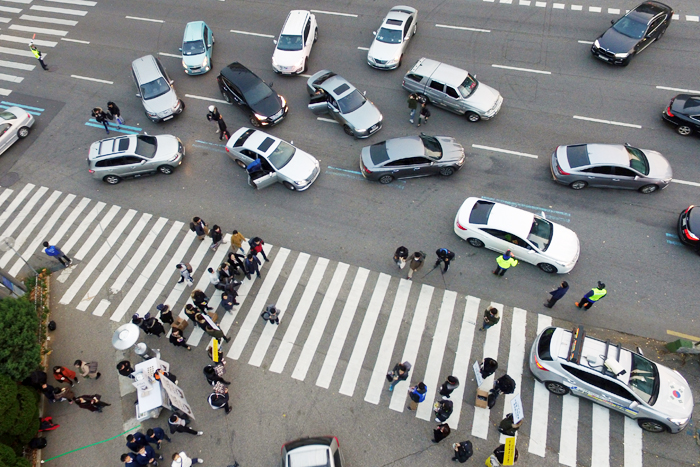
432;423;451;443
191;290;211;312
142;315;165;337
117;360;135;378
480;358;498;379
435;248;455;274
210;225;223;250
169;329;191;351
544;281;569;308
417;103;430;127
203;364;230;386
393;246;409;269
387;361;411;391
208;387;232;414
184;304;198;322
434;399;454;422
244;253;261;279
452;441;473;463
439;375;460;399
92;107;110;134
156;304;173;325
206;105;221;133
107;101;123;128
168;412;202;436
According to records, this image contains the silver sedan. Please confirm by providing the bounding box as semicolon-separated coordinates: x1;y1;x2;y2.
0;106;34;156
367;6;418;70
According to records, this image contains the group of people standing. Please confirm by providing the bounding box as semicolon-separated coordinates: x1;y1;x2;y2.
36;361;111;413
407;93;431;127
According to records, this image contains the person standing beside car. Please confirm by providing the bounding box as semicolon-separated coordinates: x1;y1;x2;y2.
107;101;123;129
206;105;221;133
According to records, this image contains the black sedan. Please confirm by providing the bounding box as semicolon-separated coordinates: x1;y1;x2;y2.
216;62;288;127
662;94;700;137
678;205;700;254
360;133;465;184
590;1;673;66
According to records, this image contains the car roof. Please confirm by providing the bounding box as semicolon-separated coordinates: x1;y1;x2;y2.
485;202;534;239
410;58;468;86
240;130;280;155
131;55;162;83
629;1;670;23
281;10;310;34
385;136;423;160
183;21;204;41
219;62;262;88
585;144;629;166
90;136;133;159
319;75;356;99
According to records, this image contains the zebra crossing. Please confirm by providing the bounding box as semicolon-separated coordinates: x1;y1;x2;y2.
0;0;96;94
0;182;649;467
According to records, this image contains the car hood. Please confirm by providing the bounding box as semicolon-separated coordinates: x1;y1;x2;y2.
344;101;382;130
544;223;580;267
597;28;638;54
273;49;306;67
277;150;317;181
249;93;282;118
368;39;402;61
142;91;178;114
654;365;694;420
436;136;465;162
154;135;180;159
643;149;673;181
183;53;207;67
468;83;501;112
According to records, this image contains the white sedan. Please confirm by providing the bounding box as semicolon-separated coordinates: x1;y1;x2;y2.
454;197;580;273
0;106;34;156
367;6;417;70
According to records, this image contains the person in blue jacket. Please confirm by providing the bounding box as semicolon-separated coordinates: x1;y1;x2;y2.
544;281;569;308
42;241;71;267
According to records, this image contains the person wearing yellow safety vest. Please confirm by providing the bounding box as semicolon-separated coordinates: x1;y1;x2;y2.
576;281;607;310
493;250;518;277
29;41;48;71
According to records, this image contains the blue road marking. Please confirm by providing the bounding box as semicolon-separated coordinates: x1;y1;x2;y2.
1;101;45;112
666;233;682;246
84;122;141;135
87;119;143;132
192;143;227;154
482;196;572;217
0;105;41;116
327;165;362;175
194;140;227;148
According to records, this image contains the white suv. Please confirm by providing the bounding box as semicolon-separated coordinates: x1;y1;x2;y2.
272;10;318;75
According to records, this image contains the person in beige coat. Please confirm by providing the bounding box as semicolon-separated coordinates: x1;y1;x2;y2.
230;230;245;253
74;360;101;379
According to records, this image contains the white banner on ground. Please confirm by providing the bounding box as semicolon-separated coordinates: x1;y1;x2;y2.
160;375;195;419
473;361;484;388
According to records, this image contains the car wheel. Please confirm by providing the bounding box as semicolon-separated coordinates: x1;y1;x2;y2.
157;165;174;175
235;159;247;169
413;24;417;36
621;55;633;67
677;125;692;136
178;100;185;113
249;116;261;127
439;166;455;177
569;180;588;190
103;175;121;185
544;381;570;396
639;184;658;194
314;28;318;43
467;238;484;248
283;181;297;191
343;125;354;137
465;111;481;122
538;263;558;274
637;418;668;433
222;92;232;103
212;34;215;44
17;126;30;138
379;174;394;184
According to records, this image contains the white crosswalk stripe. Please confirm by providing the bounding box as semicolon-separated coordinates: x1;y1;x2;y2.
19;14;78;26
0;184;654;467
29;5;88;16
8;24;68;36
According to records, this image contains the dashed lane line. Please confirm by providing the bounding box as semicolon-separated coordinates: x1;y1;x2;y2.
672;179;700;187
492;64;551;75
71;75;113;84
357;46;369;51
578;40;593;44
656;85;700;94
46;0;96;6
158;52;180;58
572;115;641;129
230;29;274;38
125;15;164;23
436;23;491;33
310;9;357;18
472;144;539;159
184;94;229;104
61;37;89;44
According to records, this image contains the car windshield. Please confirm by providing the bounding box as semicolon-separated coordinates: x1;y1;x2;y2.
277;34;303;51
268;140;296;170
376;27;402;44
628;354;659;404
0;111;16;121
420;135;443;160
626;146;650;175
527;217;553;251
140;78;171;100
612;17;647;39
337;89;365;114
458;74;479;98
182;40;205;56
134;135;157;158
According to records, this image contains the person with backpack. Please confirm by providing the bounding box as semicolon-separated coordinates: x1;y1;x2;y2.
260;304;280;325
203;364;230;386
498;413;523;436
434;399;454;422
190;217;208;241
452;441;473;463
210;225;223;250
386;361;411;391
435;248;455;274
393;246;409;269
406;251;425;280
407;382;427;411
74;359;100;380
176;263;194;286
249;237;269;261
486;444;519;466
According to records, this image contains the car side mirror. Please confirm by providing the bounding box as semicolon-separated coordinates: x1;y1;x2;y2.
372;31;377;36
629;401;639;409
636;346;644;356
136;93;141;97
140;160;146;165
170;80;174;85
144;132;148;135
273;39;277;44
208;43;212;48
178;47;182;52
611;20;615;25
363;90;367;96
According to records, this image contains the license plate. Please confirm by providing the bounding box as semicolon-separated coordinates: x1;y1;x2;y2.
369;124;378;132
597;55;609;61
162;115;174;121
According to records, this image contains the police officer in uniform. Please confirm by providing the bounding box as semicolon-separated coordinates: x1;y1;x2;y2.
576;281;607;310
29;41;48;70
493;250;518;276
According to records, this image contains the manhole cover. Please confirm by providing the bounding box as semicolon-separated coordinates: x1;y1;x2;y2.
0;172;20;187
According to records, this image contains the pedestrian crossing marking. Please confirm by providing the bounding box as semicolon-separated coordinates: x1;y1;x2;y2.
45;0;96;6
472;302;504;439
499;307;527;444
9;24;69;36
0;6;22;13
1;100;44;111
0;34;57;47
592;404;610;467
528;314;553;456
0;72;23;83
47;196;89;249
624;417;643;467
60;200;105;254
92;299;110;317
0;185;47;243
0;0;32;4
0;60;35;70
73;204;120;260
559;395;580;466
19;14;78;26
0;17;11;23
30;5;88;16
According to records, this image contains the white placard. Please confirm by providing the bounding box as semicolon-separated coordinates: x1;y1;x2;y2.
511;394;524;424
473;361;484;387
160;375;195;420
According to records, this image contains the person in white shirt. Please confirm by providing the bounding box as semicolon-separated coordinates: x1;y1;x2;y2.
171;451;203;467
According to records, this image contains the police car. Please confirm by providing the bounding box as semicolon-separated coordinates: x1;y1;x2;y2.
529;326;693;433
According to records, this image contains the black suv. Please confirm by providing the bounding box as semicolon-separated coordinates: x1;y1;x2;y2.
216;62;288;127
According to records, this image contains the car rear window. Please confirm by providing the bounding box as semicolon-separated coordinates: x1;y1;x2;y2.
369;142;390;165
234;129;255;147
537;328;555;361
566;144;590;168
287;449;330;467
469;200;494;224
404;73;422;83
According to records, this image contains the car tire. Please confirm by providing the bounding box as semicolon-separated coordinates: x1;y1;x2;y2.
467;238;484;248
17;126;30;139
544;381;570;396
637;418;668;433
639;184;658;194
103;175;121;185
283;181;297;191
235;159;247;169
379;174;394;184
314;28;318;43
677;125;692;136
249;116;261;127
178;100;185;113
222;92;232;104
569;180;588;190
621;55;633;67
212;34;215;44
343;125;354;137
157;165;174;175
439;167;455;177
413;24;417;36
538;263;558;274
465;111;481;123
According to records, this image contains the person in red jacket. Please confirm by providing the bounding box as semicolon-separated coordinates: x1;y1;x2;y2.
53;365;78;386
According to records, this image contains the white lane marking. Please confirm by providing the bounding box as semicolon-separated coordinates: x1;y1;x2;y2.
184;94;229;104
20;14;78;25
316;267;370;388
0;46;38;57
0;0;31;4
499;308;527;444
624;417;643;467
73;205;120;261
535;1;546;6
0;34;56;46
672;179;700;187
30;5;87;15
553;3;565;9
0;189;12;213
45;0;96;5
357;46;369;50
656;85;700;93
310;9;357;18
92;299;110;317
339;273;391;397
573;115;642;128
292;262;349;381
125;15;163;23
230;29;274;38
71;74;113;84
158;52;180;58
0;59;34;70
500;0;512;4
559;395;580;466
472;144;539;159
492;63;551;75
472;302;504;439
591;405;611;467
48;197;90;246
299;73;312;78
528;314;553;457
61;201;105;255
590;6;602;13
436;23;491;33
0;184;33;231
608;8;620;14
9;24;68;36
519;0;531;5
389;285;434;413
0;6;22;13
687;15;700;22
269;258;329;373
571;4;583;10
61;37;89;44
0;73;22;83
364;279;412;405
317;117;338;124
578;40;594;44
672;13;679;20
0;88;12;96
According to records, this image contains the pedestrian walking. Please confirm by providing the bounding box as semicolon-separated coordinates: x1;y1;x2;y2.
41;383;57;403
207;105;221;133
545;281;569;308
244;253;261;279
210;225;223;250
486;444;519;466
156;304;174;325
107;101;124;128
42;241;71;267
74;359;101;380
203;364;230;386
493;250;518;277
260;304;280;325
207;268;225;291
168;412;202;436
435;248;455;274
136;444;162;466
184;304;198;322
191;289;212;312
92;107;111;134
55;386;75;403
226;251;245;275
438;375;460;399
407;93;419;123
488;374;516;408
217;263;234;284
169;329;191;351
480;358;498;379
432;423;451;443
175;263;194;286
75;394;111;412
171;451;204;467
207;387;232;414
29;41;48;70
452;441;473;463
249;237;269;261
121;453;139;467
406;251;425;280
480;306;500;331
576;281;607;310
194;312;208;331
220;293;237;314
386;361;411;391
417;102;430;127
434;399;454;422
204;322;230;343
498;413;523;436
217;117;230;140
117;360;135;378
407;382;427;411
190;217;208;241
230;230;246;253
146;428;171;449
393;245;409;269
126;432;149;452
53;365;78;386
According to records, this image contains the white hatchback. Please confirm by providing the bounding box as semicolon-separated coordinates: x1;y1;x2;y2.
454;197;580;273
272;10;318;75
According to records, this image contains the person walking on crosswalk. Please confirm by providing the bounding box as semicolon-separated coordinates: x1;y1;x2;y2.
432;423;451;443
406;251;425;280
190;217;208;241
175;263;194;286
438;375;459;399
191;290;212;312
498;413;523;436
435;248;455;274
229;230;245;253
169;329;191;351
387;361;411;391
249;237;270;262
156;304;174;326
576;281;607;310
493;250;518;277
210;225;223;250
407;382;427;411
244;253;261;279
43;241;71;267
480;306;500;331
544;281;569;308
29;41;48;70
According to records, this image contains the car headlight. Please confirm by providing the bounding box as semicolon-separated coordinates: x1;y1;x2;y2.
669;416;690;426
202;57;208;67
182;59;187;69
296;179;310;187
593;39;600;48
254;113;267;121
279;95;287;108
172;100;181;111
146;111;157;117
614;52;630;58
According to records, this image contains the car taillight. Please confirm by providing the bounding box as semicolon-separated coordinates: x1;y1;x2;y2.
225;147;229;152
556;163;569;176
684;228;699;241
456;220;467;231
666;106;675;117
88;169;94;174
334;436;340;448
534;356;549;371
